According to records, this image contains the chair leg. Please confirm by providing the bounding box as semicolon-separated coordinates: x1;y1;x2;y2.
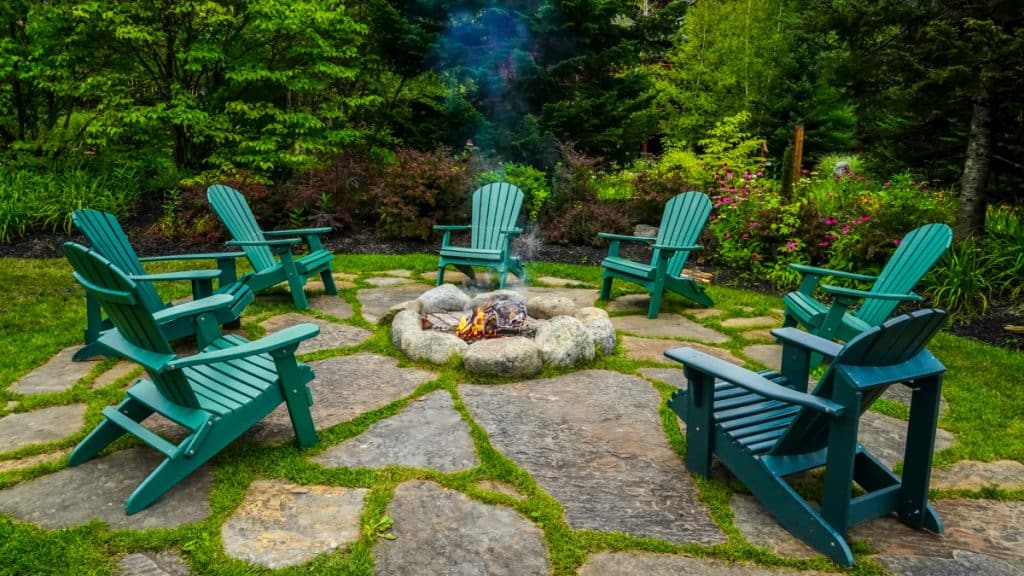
125;454;207;515
320;269;338;296
436;266;446;286
73;341;108;362
599;274;613;300
69;397;152;466
647;289;664;319
498;270;508;289
286;271;309;310
273;354;318;448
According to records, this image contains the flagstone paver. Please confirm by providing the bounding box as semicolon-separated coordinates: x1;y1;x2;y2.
366;276;413;287
304;279;356;293
742;328;776;341
686;308;726;319
525;286;599;310
638;367;687;389
358;284;434;323
730;494;820;559
334;272;358;281
0;403;86;454
0;448;211;529
375;480;549;576
535;276;590;287
10;346;98;394
877;550;1024;576
117;551;190;576
621;335;744;366
4;401;16;410
930;460;1024;491
474;480;525;500
93;362;141;388
313;390;478;472
244;353;436;444
882;382;950;414
859;411;955;469
577;552;830;576
611;313;728;343
604;293;651;313
259;313;371;354
461;370;725;545
0;449;69;473
422;270;471;283
721;316;780;329
221;480;368;569
383;269;414;278
307;294;354;320
743;344;783;370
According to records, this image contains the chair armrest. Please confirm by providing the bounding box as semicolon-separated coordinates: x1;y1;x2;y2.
770;327;843;359
665;347;845;415
652;243;702;253
97;331;176;372
264;227;331;237
130;270;222;283
226;238;300;247
151;294;235;324
139;252;245;262
167;323;320;370
821;284;923;302
500;227;524;236
433;225;472;232
789;263;877;282
598;232;656;244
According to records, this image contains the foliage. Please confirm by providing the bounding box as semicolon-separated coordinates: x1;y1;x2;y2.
478;163;551;221
544;142;629;245
926;238;993;322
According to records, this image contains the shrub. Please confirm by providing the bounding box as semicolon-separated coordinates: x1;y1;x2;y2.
544;142;630;246
478;163;551;221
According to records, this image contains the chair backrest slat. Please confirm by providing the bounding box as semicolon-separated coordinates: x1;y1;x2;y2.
653;192;712;276
207;185;277;272
471;183;524;251
856;224;952;326
73;210;166;313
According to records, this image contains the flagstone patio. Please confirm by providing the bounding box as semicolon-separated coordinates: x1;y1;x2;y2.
1;275;1020;575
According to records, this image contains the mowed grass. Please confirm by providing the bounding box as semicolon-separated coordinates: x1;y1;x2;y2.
0;253;1021;575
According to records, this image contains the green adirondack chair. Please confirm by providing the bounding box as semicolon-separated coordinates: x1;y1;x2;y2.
598;191;713;318
783;223;952;343
207;184;337;310
435;182;526;289
63;242;320;514
666;308;948;567
71;209;254;361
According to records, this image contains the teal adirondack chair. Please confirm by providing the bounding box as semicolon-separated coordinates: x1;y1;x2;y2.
63;242;320;514
598;191;713;318
783;223;952;343
207;184;337;310
435;182;526;289
71;209;254;361
666;309;948;567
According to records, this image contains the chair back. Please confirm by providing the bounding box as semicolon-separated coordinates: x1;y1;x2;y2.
653;192;712;276
72;210;166;313
63;242;199;408
856;224;952;326
771;308;947;456
470;182;524;252
207;184;277;272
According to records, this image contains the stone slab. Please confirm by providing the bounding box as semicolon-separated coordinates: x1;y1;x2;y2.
383;269;414;278
304;279;356;293
743;344;783;370
244;353;436;444
604;293;651;313
4;401;16;410
883;382;950;415
423;270;470;283
611;314;728;344
358;285;432;323
877;550;1024;576
742;329;776;341
721;316;780;329
523;287;598;311
93;362;141;388
637;367;687;390
375;480;549;576
259;313;371;354
365;277;413;287
621;336;744;366
730;494;820;559
0;449;69;473
535;276;590;288
578;552;830;575
313;390;478;472
308;295;354;320
221;479;367;569
686;308;726;319
0;403;87;454
859;411;955;469
10;346;98;394
461;371;725;545
117;551;190;576
334;272;359;281
0;448;212;529
930;460;1024;491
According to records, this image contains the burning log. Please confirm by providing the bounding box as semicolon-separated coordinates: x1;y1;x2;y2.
454;297;529;342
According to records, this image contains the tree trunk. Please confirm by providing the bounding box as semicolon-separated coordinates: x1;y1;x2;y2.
954;81;992;241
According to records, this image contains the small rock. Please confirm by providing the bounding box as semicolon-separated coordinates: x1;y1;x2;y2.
534;316;595;368
584;317;617;354
417;284;471;314
575;307;609;322
634;224;659;238
462;337;542;377
402;331;468;364
391;310;424;348
527;295;576;319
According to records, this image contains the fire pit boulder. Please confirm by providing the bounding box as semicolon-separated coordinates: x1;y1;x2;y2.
463;337;542;377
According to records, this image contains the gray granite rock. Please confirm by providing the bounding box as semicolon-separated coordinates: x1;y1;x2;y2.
93;362;141;388
461;371;724;545
358;284;433;323
222;479;367;569
0;404;87;454
534;316;595;368
638;367;687;389
575;306;609;322
375;480;549;576
117;551;190;576
634;224;659;238
0;448;211;529
365;276;412;287
883;382;950;414
259;314;371;354
417;284;472;314
390;310;423;348
11;346;98;394
611;314;729;344
930;460;1024;491
730;494;819;559
527;295;576;319
621;336;744;366
243;353;436;444
313;391;478;472
463;337;542;377
423;270;471;283
578;551;830;575
722;316;780;329
583;316;617;354
308;294;354;320
468;289;527;309
878;550;1024;576
859;411;955;468
402;331;468;364
743;344;783;370
0;449;69;473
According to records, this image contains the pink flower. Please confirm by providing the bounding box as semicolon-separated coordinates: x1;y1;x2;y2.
742;233;750;238
883;181;890;188
785;240;798;251
824;233;837;240
857;215;871;224
825;217;838;225
840;225;851;234
723;232;731;239
819;241;830;247
894;238;902;246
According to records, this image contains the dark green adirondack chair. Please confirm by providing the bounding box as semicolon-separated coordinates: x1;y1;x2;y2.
71;209;254;361
783;223;952;343
435;182;526;289
207;184;337;310
598;191;713;318
666;309;948;567
63;242;320;514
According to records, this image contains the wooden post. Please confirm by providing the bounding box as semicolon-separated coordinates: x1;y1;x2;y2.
793;125;805;183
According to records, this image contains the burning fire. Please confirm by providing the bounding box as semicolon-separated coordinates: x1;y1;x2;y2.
456;307;494;341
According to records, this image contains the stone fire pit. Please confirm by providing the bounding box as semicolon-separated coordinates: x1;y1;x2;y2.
391;284;615;377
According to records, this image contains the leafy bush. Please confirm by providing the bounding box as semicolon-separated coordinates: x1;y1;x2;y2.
545;142;630;246
926;238;993;321
478;163;551;221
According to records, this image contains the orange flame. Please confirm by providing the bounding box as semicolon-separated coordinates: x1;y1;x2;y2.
456;307;493;341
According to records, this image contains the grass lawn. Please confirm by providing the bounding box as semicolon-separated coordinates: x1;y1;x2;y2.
0;253;1022;575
